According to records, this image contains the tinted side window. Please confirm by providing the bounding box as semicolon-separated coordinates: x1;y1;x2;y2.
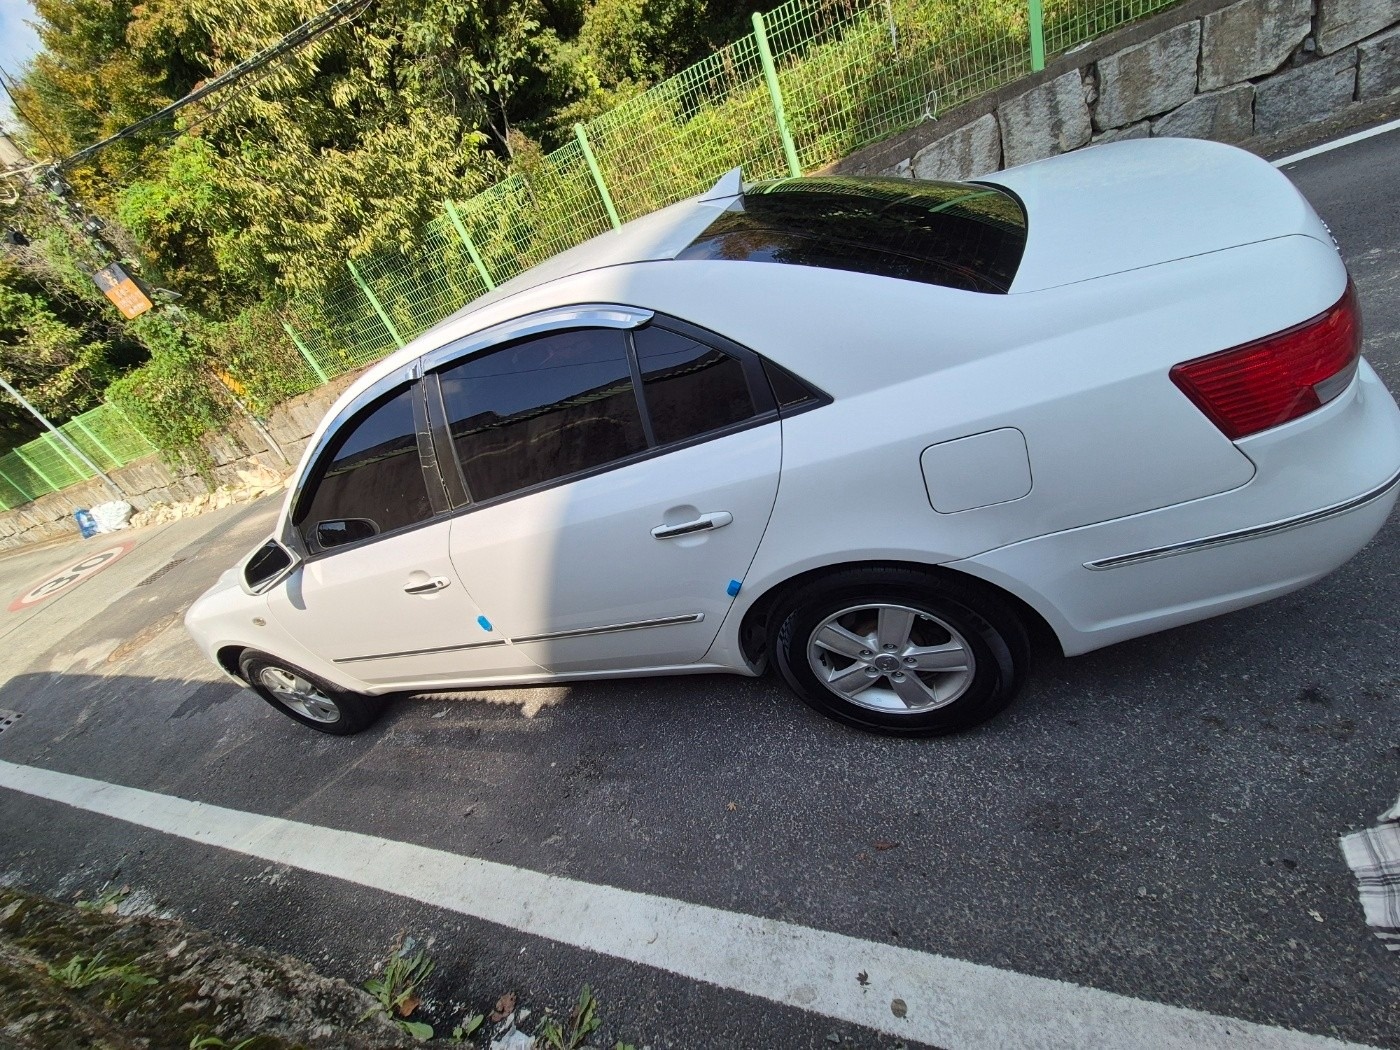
294;386;432;548
439;328;646;502
633;326;757;445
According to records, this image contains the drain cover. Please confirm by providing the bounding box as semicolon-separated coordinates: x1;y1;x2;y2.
0;711;21;736
135;558;186;588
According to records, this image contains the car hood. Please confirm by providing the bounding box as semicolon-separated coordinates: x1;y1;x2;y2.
982;138;1335;294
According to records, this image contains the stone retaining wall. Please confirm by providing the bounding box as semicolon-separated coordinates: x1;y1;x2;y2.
837;0;1400;179
0;371;360;552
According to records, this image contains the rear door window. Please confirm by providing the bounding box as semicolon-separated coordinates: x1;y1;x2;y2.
632;326;758;445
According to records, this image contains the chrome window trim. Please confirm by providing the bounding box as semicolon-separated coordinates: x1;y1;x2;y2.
512;613;704;644
420;304;654;372
1084;466;1400;570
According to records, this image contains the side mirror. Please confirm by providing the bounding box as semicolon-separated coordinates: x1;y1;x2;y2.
315;518;379;549
241;539;301;595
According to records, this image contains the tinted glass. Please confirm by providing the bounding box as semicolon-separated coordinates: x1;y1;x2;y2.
294;386;432;548
678;176;1027;293
763;359;822;413
633;326;757;445
439;328;646;502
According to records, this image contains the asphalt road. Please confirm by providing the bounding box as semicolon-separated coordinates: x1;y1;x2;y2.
1;125;1398;1050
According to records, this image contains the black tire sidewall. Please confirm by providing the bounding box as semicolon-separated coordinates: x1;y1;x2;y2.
238;651;381;736
774;574;1023;736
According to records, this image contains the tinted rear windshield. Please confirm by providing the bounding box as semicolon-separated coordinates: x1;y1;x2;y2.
677;176;1027;294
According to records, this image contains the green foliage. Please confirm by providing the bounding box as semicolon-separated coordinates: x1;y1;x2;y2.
361;942;436;1041
74;884;130;914
0;257;146;448
451;1013;485;1040
47;951;158;993
535;985;602;1050
105;311;227;469
204;302;321;415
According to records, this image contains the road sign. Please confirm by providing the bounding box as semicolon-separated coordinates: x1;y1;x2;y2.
92;264;154;319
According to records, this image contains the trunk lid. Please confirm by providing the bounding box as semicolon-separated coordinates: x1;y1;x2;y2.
981;139;1334;294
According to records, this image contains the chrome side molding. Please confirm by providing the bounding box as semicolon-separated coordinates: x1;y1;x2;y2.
1085;467;1400;571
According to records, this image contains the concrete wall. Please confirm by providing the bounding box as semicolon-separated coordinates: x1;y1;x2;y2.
836;0;1400;179
0;371;361;552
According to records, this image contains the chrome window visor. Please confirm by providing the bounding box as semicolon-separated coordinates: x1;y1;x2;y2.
420;304;654;372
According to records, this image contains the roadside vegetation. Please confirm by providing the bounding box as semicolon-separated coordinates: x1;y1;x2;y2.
0;885;639;1049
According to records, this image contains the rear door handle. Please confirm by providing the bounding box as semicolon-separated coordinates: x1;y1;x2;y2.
652;511;733;539
404;576;451;594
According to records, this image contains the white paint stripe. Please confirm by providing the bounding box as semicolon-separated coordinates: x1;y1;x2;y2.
0;758;1377;1050
1273;118;1400;167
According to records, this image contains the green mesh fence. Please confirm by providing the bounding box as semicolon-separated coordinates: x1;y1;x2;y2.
0;403;157;511
1043;0;1180;55
5;0;1187;512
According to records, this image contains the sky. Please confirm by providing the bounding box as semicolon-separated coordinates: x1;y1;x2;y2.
0;0;43;130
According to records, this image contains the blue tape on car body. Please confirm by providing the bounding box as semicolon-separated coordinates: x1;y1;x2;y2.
477;615;493;631
727;579;742;597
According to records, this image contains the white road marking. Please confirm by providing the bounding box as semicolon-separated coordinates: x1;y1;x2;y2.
0;759;1377;1050
1273;117;1400;167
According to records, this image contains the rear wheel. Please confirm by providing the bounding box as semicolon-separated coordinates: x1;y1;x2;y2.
772;568;1028;735
238;651;385;735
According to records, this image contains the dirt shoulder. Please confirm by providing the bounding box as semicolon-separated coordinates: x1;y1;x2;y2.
0;887;414;1049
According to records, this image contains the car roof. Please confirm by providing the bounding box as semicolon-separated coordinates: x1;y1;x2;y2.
326;175;743;417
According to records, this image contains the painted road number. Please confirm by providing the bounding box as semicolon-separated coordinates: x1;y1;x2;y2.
8;542;136;613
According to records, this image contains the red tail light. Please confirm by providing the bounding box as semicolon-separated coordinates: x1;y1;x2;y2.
1170;283;1361;440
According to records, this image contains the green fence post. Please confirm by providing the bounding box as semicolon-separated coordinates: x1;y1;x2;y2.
282;321;331;384
70;418;118;470
1028;0;1046;71
752;11;802;178
346;259;406;348
573;125;622;230
443;200;496;290
0;465;32;502
13;447;58;493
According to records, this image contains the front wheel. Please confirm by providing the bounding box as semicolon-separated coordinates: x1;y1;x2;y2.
238;651;386;735
772;569;1028;736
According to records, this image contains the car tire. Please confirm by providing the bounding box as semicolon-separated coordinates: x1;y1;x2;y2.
772;568;1028;736
238;651;386;736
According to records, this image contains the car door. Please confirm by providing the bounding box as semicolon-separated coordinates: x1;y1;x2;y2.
428;311;783;674
266;376;543;689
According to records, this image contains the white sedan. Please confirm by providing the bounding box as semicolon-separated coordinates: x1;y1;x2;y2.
186;138;1400;737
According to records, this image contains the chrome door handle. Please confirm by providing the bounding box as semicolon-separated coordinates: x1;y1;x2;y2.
403;576;451;594
652;511;733;539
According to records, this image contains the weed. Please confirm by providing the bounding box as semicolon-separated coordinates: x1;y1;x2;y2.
75;884;130;914
47;951;157;992
451;1013;485;1041
361;940;436;1041
535;985;602;1050
188;1036;261;1049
